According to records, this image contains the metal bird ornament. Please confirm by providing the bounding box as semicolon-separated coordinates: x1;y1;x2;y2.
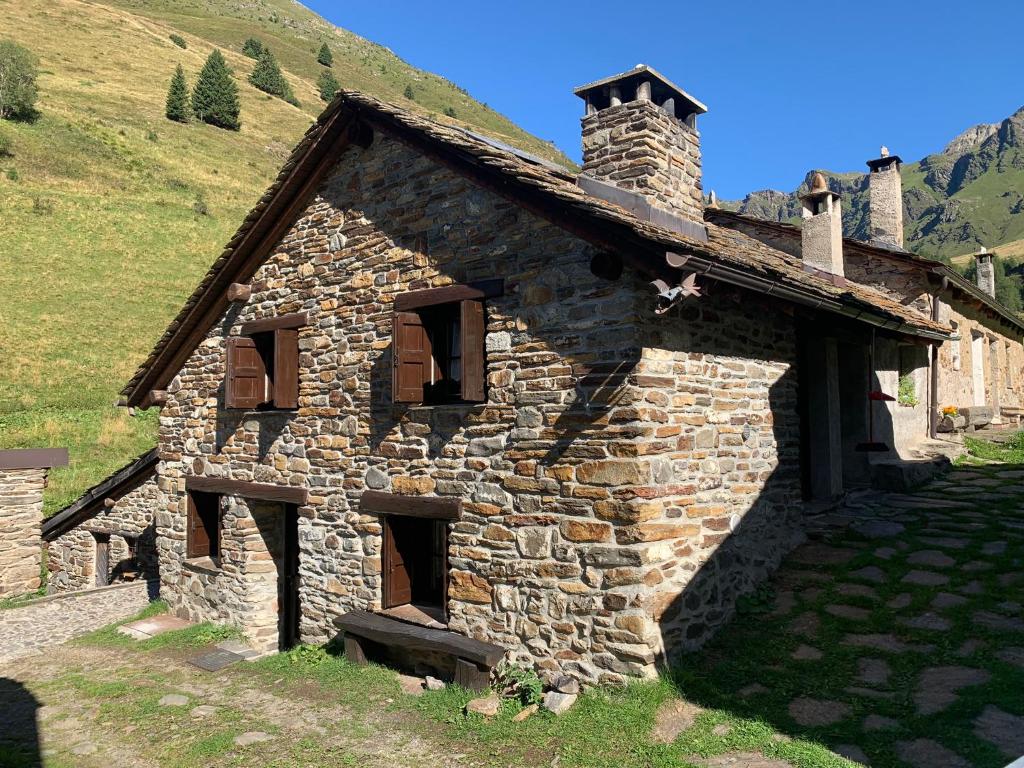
652;272;702;315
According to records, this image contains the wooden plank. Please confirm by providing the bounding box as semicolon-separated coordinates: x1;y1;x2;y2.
360;490;460;519
344;635;368;666
392;311;430;403
454;658;490;691
335;610;504;667
0;448;69;470
460;299;485;402
186;475;309;505
273;328;299;409
225;336;267;409
240;311;310;335
393;279;504;312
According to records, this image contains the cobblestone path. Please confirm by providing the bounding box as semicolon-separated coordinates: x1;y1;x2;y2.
0;581;153;666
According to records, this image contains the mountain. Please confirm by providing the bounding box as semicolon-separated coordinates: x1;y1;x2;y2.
725;107;1024;260
0;0;571;513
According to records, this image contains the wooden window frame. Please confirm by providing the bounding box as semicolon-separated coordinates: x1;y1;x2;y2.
225;312;305;410
186;490;222;561
392;281;501;406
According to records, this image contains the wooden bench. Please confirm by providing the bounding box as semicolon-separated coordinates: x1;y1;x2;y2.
335;610;505;691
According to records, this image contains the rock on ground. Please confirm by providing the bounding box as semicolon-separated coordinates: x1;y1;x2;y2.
652;699;703;744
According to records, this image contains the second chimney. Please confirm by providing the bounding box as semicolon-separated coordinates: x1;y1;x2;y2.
800;172;844;279
867;146;904;248
574;65;707;225
975;247;996;297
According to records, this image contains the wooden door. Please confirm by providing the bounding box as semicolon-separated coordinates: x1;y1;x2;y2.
383;518;411;608
94;534;110;587
279;506;300;650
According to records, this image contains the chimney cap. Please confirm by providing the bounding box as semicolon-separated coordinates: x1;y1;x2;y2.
799;171;839;202
867;148;902;171
574;64;707;117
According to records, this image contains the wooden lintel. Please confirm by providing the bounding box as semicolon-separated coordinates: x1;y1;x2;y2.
394;279;504;312
0;448;69;470
186;475;309;505
227;283;252;302
360;490;461;519
239;311;310;335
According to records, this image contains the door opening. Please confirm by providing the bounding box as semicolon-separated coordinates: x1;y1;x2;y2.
383;515;447;625
94;533;110;587
279;505;300;651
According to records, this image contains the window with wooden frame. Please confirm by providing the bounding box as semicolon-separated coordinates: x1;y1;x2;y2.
392;281;502;405
224;313;305;410
187;490;222;561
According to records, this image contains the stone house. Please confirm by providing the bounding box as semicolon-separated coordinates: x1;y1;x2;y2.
709;151;1024;473
117;66;951;683
42;449;159;593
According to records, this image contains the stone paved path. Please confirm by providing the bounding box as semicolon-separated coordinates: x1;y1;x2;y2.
0;582;152;666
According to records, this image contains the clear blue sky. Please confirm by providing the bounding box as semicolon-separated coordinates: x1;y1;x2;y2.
306;1;1024;199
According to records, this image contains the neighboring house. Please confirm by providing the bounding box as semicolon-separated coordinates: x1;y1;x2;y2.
117;66;951;683
42;449;159;593
709;152;1024;453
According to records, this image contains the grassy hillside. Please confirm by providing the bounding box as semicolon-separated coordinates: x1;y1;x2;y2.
0;0;570;514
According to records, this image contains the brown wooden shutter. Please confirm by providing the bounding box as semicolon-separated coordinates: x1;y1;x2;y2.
393;311;431;403
273;328;299;409
225;336;267;409
460;299;485;402
383;519;411;608
187;493;211;558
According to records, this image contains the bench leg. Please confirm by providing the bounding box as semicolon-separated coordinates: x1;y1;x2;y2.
344;635;368;666
454;658;489;691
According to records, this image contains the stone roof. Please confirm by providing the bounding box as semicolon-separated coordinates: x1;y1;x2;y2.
120;90;951;407
41;449;158;542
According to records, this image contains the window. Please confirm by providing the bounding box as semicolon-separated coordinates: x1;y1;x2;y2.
950;321;961;371
187;490;222;560
224;313;304;410
392;281;502;405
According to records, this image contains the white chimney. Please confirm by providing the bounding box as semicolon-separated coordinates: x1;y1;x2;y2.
799;172;844;279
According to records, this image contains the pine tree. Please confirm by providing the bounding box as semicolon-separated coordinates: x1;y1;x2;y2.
249;49;297;105
317;43;333;67
242;37;264;59
403;83;414;101
165;64;191;122
192;49;240;131
317;70;340;102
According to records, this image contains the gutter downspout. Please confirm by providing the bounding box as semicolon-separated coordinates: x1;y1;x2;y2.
929;277;948;439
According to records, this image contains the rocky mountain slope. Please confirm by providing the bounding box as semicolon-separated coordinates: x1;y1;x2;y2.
726;106;1024;260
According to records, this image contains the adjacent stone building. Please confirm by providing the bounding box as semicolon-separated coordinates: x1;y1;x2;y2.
117;67;951;682
42;449;159;593
0;449;68;598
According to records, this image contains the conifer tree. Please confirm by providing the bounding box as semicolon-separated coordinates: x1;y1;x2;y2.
317;70;339;102
192;49;240;131
165;64;191;122
404;83;414;101
317;43;333;67
249;49;297;105
242;37;264;59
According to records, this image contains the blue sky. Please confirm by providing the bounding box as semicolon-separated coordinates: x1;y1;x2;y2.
307;1;1024;199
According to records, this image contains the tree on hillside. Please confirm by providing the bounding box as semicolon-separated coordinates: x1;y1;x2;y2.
242;37;265;59
192;49;240;131
317;43;333;67
403;83;414;101
0;40;39;121
169;33;187;49
317;70;339;103
249;49;297;106
165;64;191;122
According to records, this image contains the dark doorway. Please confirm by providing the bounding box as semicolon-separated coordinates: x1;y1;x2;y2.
279;505;300;651
383;516;447;620
94;533;110;587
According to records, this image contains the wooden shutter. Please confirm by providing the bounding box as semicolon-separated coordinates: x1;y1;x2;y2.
273;328;299;409
383;519;412;608
187;493;211;558
225;336;267;409
393;311;431;403
460;299;485;402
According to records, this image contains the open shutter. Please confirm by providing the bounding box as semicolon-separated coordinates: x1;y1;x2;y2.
460;299;485;402
187;493;211;558
393;311;431;403
225;336;267;409
273;328;299;409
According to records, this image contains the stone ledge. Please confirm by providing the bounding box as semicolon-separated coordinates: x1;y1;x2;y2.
183;556;222;576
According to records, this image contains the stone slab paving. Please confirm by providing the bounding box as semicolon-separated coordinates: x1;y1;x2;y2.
0;581;152;666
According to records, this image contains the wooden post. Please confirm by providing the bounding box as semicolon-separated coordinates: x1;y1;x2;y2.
454;658;490;691
149;390;168;406
344;635;368;666
103;498;116;508
226;283;251;303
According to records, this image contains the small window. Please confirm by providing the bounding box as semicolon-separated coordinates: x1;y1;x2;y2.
393;297;485;405
187;490;222;560
225;319;300;410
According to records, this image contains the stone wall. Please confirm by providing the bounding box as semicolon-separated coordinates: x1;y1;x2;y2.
155;127;805;681
0;468;47;597
47;474;159;593
581;99;703;224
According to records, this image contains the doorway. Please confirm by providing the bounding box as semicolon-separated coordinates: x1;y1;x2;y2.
278;505;300;651
94;533;110;587
972;332;986;406
383;515;447;624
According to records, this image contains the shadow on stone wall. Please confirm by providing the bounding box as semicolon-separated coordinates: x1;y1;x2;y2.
0;678;41;768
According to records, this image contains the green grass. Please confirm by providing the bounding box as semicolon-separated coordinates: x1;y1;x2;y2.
963;432;1024;463
76;599;243;651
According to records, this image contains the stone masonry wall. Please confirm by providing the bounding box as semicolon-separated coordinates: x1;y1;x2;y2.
0;468;47;597
581;100;703;223
47;474;159;593
155;127;803;681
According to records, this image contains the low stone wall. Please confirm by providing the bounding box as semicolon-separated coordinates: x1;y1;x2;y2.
0;468;48;598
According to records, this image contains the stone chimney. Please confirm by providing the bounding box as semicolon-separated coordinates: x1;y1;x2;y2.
866;146;904;248
975;246;996;297
799;172;844;280
574;65;708;227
